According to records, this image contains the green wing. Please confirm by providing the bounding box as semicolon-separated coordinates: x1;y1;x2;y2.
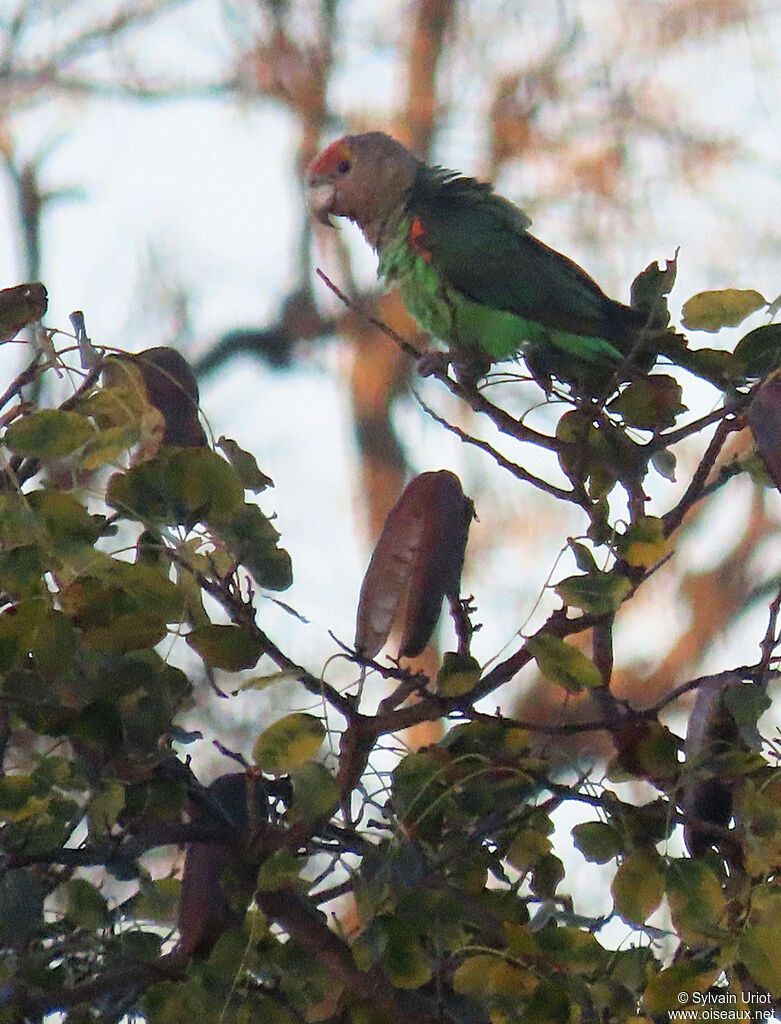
406;172;640;349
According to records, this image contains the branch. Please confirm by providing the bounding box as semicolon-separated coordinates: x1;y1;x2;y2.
415;392;577;502
662;414;742;536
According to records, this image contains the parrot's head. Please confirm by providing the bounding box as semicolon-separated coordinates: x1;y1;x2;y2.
307;132;421;247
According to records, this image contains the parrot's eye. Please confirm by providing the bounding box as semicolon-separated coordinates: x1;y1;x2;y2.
336;159;351;174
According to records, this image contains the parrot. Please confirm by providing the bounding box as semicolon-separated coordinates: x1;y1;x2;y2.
307;131;661;390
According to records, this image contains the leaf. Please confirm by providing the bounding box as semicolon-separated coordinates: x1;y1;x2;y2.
738;926;781;996
506;829;551;872
618;516;672;569
217;437;274;491
643;962;718;1014
748;376;781;492
651;448;677;482
87;781;126;836
526;634;602;691
134;347;207;447
733;323;781;378
289;761;339;821
80;423;141;470
186;623;262;671
681;288;766;332
27;489;104;551
630;254;677;324
555;571;632;614
255;850;305;892
0;544;44;598
453;954;537;998
4;408;95;459
611;849;664;925
219;502;292;591
608;375;686;431
232;669;300;693
0;282;47;342
571;821;623;863
63;878;107;929
665;858;726;945
569;539;598;574
0;869;45;942
354;470;474;659
107;447;245;527
253;713;325;773
436;651;480;696
354;916;432;989
535;926;607;974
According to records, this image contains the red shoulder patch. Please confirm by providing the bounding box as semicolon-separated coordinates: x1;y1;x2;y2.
309;138;353;175
409;217;433;262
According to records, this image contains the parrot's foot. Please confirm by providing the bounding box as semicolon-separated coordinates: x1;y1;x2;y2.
417;350;452;377
417;348;491;386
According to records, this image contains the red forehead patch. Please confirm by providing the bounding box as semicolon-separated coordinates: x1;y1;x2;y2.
309;138;353;175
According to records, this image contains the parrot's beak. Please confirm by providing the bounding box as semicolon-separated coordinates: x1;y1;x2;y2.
306;180;336;227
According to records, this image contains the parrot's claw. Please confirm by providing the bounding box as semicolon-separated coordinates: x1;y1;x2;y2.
417;350;452;378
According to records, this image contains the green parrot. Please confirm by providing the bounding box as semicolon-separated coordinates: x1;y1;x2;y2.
307;131;659;389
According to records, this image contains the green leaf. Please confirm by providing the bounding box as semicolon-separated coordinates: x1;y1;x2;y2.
289;761;339;821
436;651;480;696
0;775;43;821
0;869;44;942
28;489;104;551
618;515;670;569
0;601;46;672
186;623;262;671
217;437;274;492
609;374;686;431
506;829;551;872
555;570;632;614
665;859;726;945
80;423;141;470
255;849;304;892
571;821;623;863
630;256;676;323
643;962;717;1014
526;634;602;691
733;323;781;378
0;545;44;597
535;926;607;974
4;408;95;459
87;781;126;836
133;877;181;924
569;539;598;574
530;853;564;898
107;447;245;527
355;916;432;990
681;288;766;332
232;669;300;693
611;849;664;925
253;713;325;773
219;502;293;591
453;954;537;998
63;878;107;929
738;926;781;996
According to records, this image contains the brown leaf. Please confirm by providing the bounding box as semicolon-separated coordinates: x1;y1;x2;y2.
0;282;47;343
354;470;474;659
135;347;207;447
